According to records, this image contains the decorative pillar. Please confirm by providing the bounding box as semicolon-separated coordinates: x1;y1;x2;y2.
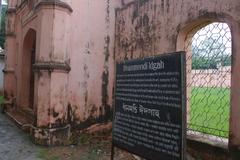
3;1;17;109
30;0;73;145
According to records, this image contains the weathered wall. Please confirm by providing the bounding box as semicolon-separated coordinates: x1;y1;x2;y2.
5;0;74;145
5;0;123;145
66;0;121;129
115;0;240;60
5;0;240;153
115;0;240;155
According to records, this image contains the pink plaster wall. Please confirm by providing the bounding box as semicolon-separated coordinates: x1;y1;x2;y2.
5;0;122;134
66;0;121;127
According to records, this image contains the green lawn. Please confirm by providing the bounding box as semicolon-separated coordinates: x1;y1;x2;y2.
0;96;4;113
189;87;230;138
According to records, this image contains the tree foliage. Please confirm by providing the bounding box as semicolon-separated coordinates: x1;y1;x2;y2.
0;4;7;49
192;37;231;70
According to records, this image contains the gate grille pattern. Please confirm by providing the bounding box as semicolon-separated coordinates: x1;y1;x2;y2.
185;23;231;139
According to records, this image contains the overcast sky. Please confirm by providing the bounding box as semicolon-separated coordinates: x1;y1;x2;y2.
192;23;232;56
2;0;7;5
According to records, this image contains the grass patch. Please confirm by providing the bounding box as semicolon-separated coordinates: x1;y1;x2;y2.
81;142;107;160
79;133;91;145
189;87;230;137
81;150;99;160
0;96;5;113
37;149;60;160
0;96;4;104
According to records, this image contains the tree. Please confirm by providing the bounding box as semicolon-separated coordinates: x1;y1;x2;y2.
192;36;231;69
0;4;7;49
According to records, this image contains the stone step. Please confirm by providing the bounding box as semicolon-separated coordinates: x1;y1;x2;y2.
5;109;34;132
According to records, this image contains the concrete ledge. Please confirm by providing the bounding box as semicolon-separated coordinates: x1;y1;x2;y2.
33;62;71;73
187;130;228;149
187;138;231;160
186;130;233;159
34;0;73;13
229;145;240;160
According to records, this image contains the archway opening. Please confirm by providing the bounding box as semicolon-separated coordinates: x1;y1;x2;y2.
184;22;232;142
21;29;36;110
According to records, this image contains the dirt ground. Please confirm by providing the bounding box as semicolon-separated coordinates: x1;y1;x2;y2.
0;113;135;160
0;113;39;160
0;113;197;160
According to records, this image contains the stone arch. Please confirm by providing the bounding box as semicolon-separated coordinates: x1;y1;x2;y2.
177;12;237;57
176;12;240;147
20;28;36;110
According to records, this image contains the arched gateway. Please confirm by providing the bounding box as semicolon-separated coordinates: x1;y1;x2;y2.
21;29;36;111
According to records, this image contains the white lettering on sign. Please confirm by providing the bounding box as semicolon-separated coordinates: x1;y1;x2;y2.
123;61;165;72
122;103;161;119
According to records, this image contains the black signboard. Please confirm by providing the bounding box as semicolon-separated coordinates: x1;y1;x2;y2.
112;52;186;160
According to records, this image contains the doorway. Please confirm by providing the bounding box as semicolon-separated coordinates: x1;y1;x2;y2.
21;29;36;110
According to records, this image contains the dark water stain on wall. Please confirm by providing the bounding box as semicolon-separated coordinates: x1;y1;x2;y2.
67;103;80;129
132;4;139;24
52;109;59;118
119;3;157;59
139;0;148;6
161;0;164;11
143;14;149;26
105;0;110;25
100;0;112;122
74;105;112;130
83;64;89;108
67;102;112;130
101;35;111;120
166;0;170;13
84;42;91;54
126;4;152;58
